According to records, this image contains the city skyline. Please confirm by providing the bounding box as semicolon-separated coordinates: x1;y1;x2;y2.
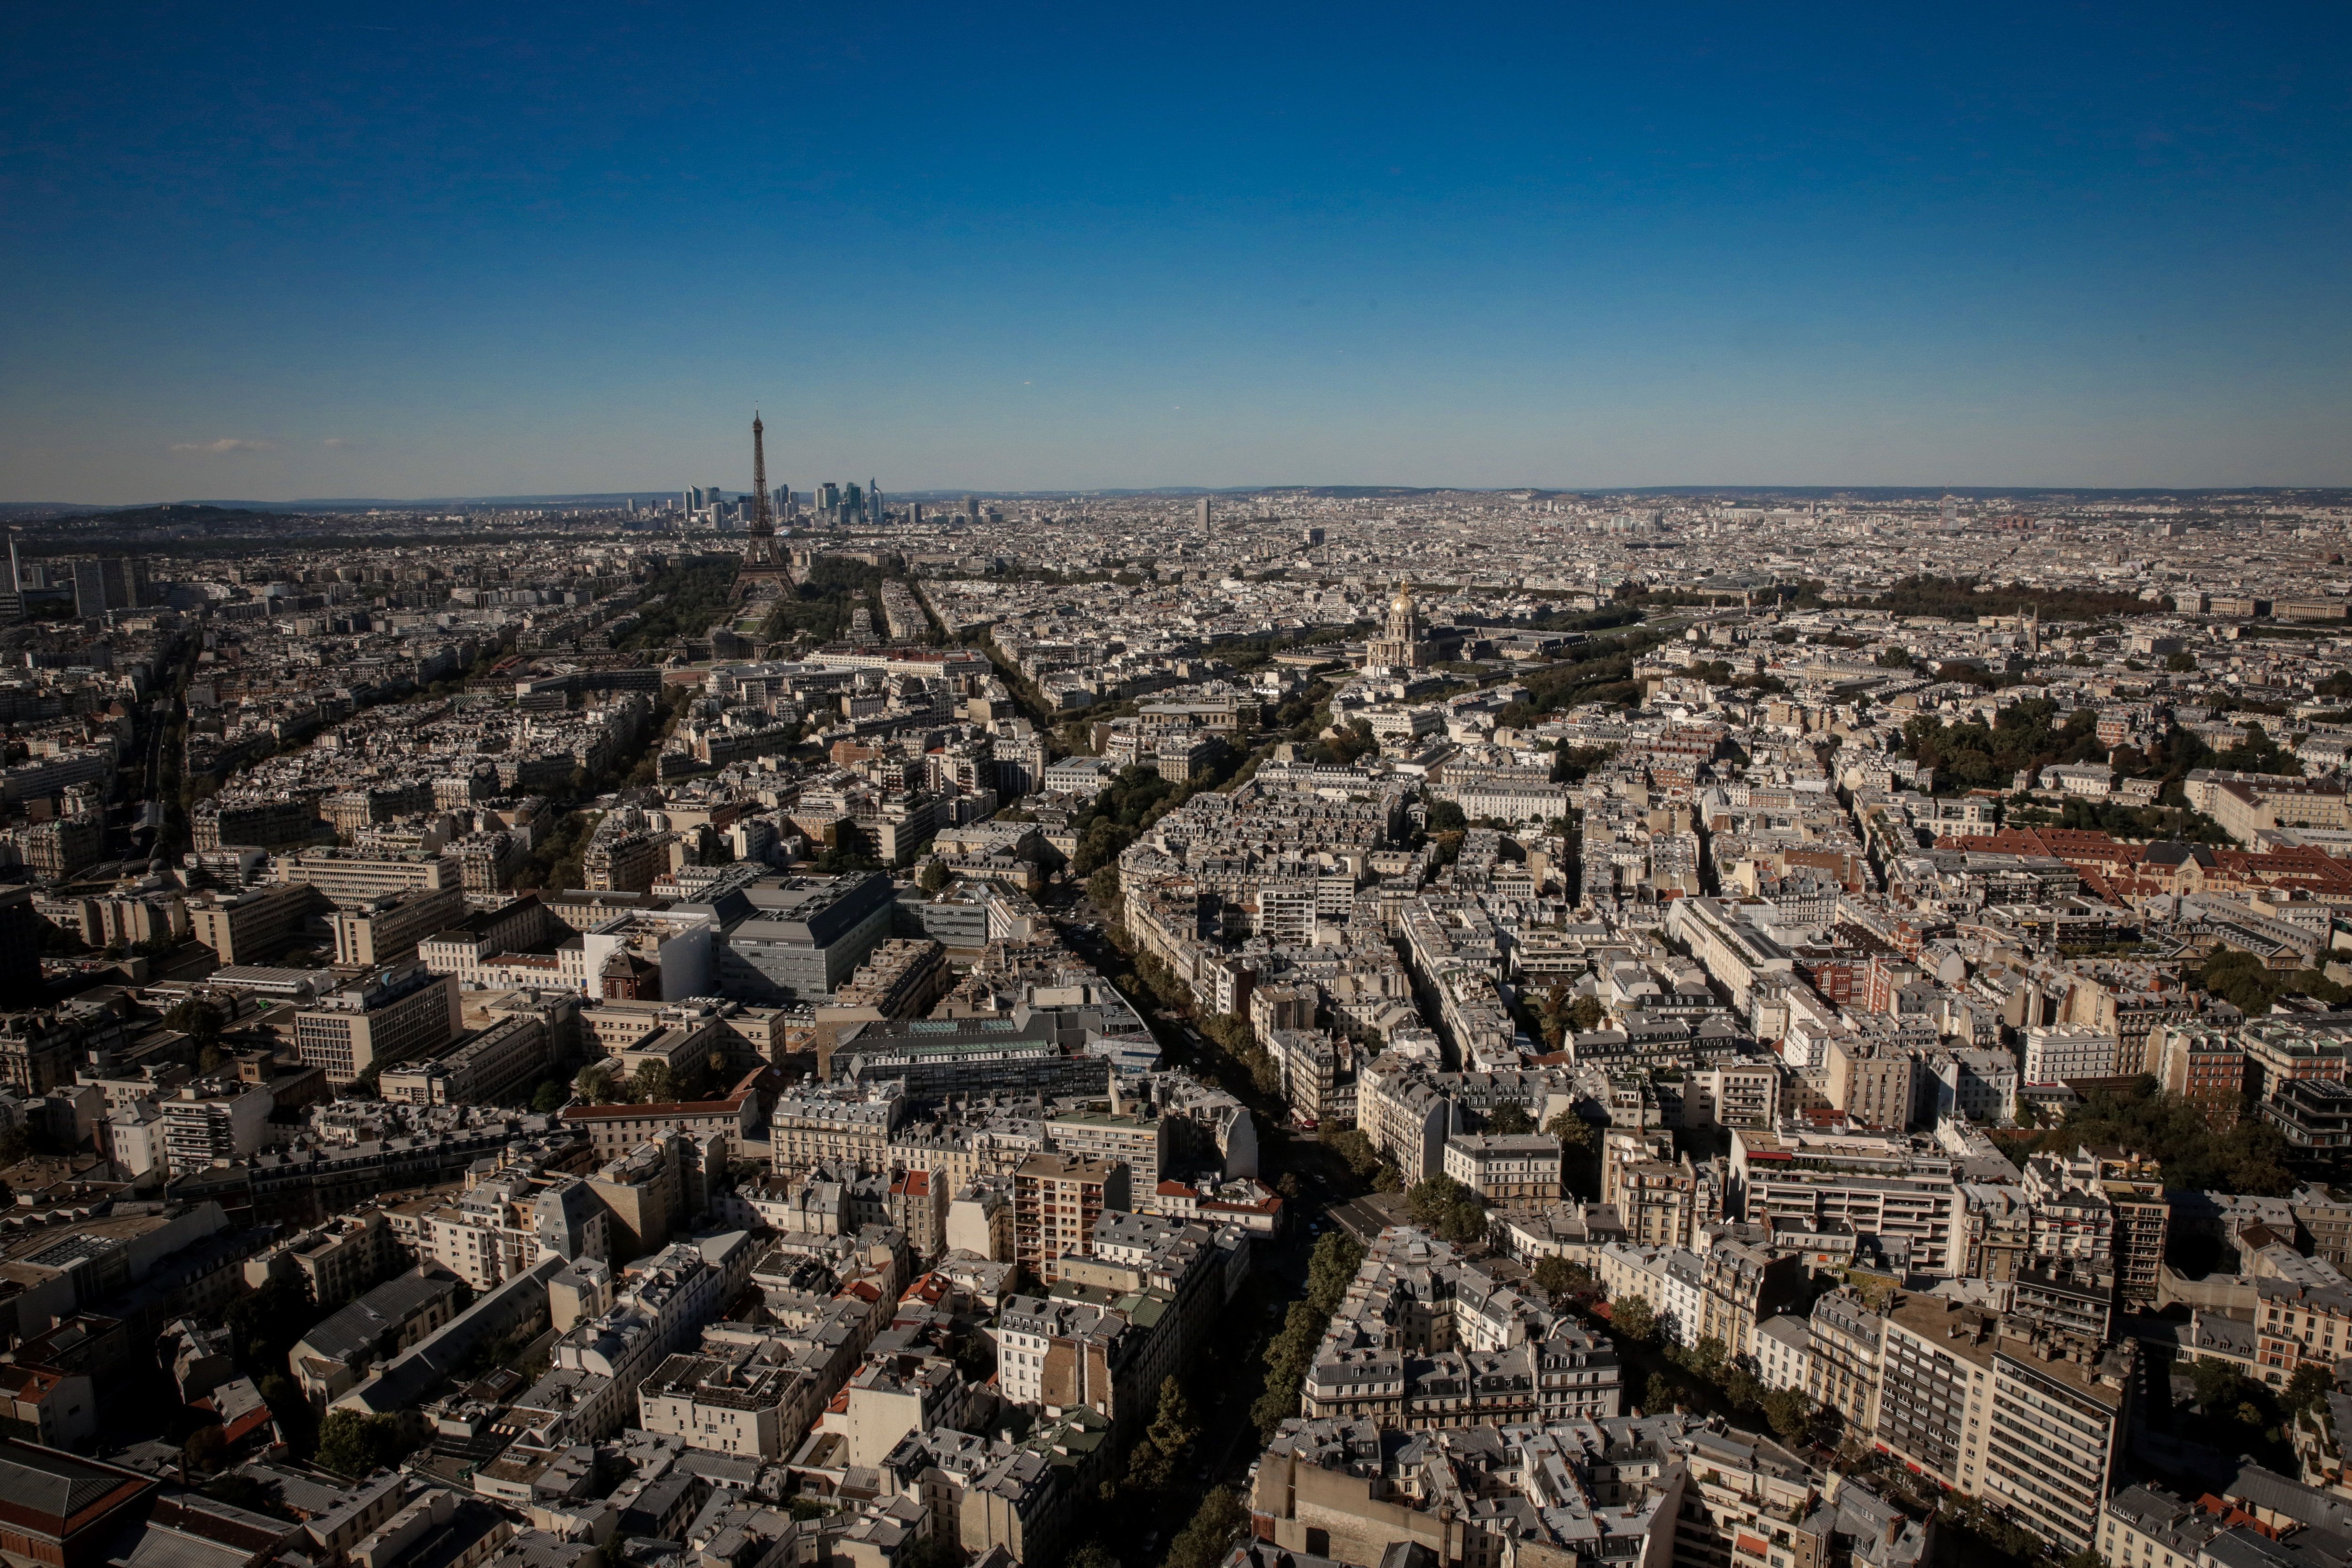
5;3;2350;501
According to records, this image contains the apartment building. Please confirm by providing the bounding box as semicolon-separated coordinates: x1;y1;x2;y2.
561;1069;768;1168
1804;1289;1884;1435
1735;1131;1964;1275
403;1164;608;1293
1874;1292;2133;1552
2155;1028;2247;1129
768;1092;905;1174
186;883;324;966
1044;1110;1171;1196
1695;1233;1804;1361
1012;1154;1131;1283
2023;1025;2123;1087
262;1210;400;1309
329;884;467;967
636;1343;801;1458
1684;1062;1782;1130
1301;1226;1622;1430
2254;1276;2352;1386
1441;1133;1562;1208
1824;1036;1917;1130
379;1012;552;1106
292;965;462;1086
160;1077;273;1175
274;848;461;908
833;939;950;1019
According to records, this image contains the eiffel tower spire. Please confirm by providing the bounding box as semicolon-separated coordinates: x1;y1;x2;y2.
749;411;774;537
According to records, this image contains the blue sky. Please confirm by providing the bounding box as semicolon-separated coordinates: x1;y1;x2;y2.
3;1;2347;501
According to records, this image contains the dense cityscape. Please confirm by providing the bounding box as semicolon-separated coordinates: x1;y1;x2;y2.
0;454;2346;1568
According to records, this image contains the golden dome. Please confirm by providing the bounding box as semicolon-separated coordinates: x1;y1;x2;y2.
1390;579;1415;614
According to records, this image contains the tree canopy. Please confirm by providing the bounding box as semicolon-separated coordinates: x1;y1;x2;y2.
2018;1076;2294;1195
1405;1174;1490;1245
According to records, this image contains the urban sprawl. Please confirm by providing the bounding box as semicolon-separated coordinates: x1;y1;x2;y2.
4;462;2352;1568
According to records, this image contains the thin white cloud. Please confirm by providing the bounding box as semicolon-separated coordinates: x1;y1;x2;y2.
320;437;357;449
169;437;278;454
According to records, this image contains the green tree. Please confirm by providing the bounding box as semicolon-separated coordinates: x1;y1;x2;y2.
224;1275;323;1374
1722;1367;1764;1411
1322;1126;1391;1186
531;1079;569;1114
1087;863;1122;910
1162;1487;1245;1568
1487;1103;1534;1135
1611;1293;1658;1345
631;1058;677;1105
313;1410;415;1478
181;1424;228;1475
2166;650;2198;672
1424;798;1469;835
1644;1371;1679;1412
2285;1363;2335;1417
1544;1109;1592;1153
901;1537;966;1568
1404;1175;1490;1246
2026;1075;2297;1195
1533;1256;1593;1299
1067;1547;1122;1568
1761;1387;1815;1444
918;858;951;894
1251;1233;1366;1437
574;1062;616;1103
1127;1375;1200;1492
1568;995;1605;1033
164;997;225;1051
2189;1357;2247;1415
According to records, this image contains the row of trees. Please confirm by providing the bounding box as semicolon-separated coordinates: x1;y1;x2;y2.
760;557;901;645
1604;1297;1840;1450
1491;625;1672;726
1251;1231;1365;1438
619;558;748;651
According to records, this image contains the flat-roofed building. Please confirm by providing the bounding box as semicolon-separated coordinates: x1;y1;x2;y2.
1044;1110;1171;1196
273;848;460;908
1012;1154;1130;1283
560;1067;771;1168
329;884;467;967
1873;1291;2133;1551
637;1342;801;1458
693;872;898;1003
186;883;324;966
379;1012;552;1106
291;965;461;1086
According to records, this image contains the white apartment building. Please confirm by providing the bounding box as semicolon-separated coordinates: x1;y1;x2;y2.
1755;1313;1811;1393
2023;1025;2122;1086
161;1078;273;1175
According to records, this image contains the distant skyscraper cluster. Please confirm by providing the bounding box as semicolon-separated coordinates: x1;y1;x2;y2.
655;415;1007;533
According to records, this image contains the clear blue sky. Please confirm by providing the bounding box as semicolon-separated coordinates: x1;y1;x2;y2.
3;2;2348;501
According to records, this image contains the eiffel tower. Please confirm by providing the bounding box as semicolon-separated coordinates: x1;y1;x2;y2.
739;411;794;588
